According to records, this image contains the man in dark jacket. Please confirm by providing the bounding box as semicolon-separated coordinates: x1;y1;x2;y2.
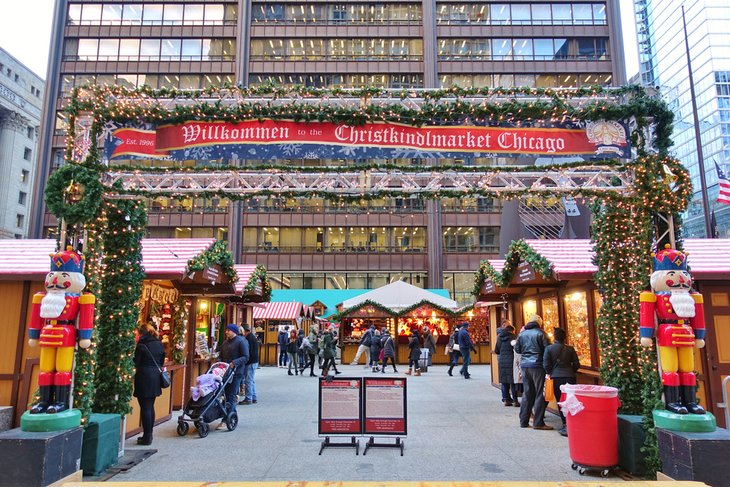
277;326;289;368
514;315;552;430
544;327;580;436
241;324;259;405
220;324;249;413
457;322;476;379
350;325;373;367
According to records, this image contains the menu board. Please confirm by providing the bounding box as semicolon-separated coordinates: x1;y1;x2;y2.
318;378;363;435
363;378;407;435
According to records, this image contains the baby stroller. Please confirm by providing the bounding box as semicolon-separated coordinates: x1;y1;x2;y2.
177;362;238;438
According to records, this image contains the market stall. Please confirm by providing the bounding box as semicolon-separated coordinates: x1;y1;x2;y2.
252;301;308;365
134;238;237;436
0;239;56;427
229;263;272;331
334;281;485;364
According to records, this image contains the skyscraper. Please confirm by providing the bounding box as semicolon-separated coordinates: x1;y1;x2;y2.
32;1;626;302
634;0;730;237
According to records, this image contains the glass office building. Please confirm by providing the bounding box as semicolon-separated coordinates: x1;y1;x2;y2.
635;0;730;237
32;1;626;304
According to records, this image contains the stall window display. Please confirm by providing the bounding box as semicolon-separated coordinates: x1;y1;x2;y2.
592;289;603;367
564;291;592;367
342;317;395;344
398;307;449;339
522;299;537;326
541;296;558;342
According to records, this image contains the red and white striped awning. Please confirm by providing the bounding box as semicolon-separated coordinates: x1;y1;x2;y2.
684;238;730;279
234;264;260;295
488;259;506;273
0;239;57;280
141;238;216;279
523;239;597;280
252;301;303;320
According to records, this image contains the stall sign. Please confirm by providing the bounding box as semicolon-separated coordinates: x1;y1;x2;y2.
318;378;363;435
202;266;222;284
481;279;497;294
363;378;407;435
142;283;179;304
515;262;537;283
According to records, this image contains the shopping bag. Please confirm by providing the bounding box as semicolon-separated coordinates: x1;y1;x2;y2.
544;377;555;402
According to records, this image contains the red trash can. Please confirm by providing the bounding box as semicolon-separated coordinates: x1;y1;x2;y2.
559;384;621;476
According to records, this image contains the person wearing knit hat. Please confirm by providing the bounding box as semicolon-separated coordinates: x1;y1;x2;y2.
529;314;544;327
220;323;249;414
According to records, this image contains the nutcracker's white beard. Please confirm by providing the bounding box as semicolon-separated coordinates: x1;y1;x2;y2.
669;291;696;318
40;290;67;318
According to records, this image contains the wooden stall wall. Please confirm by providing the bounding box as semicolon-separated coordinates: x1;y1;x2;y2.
697;284;730;427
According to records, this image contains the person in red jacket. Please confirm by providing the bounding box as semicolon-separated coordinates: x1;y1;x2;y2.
640;245;706;415
28;247;95;414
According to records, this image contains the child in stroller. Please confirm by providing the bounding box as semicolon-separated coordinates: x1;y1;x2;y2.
177;362;238;438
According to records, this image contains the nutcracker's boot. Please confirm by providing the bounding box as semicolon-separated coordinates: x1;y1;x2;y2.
46;385;70;414
681;385;706;414
29;385;53;414
664;386;688;414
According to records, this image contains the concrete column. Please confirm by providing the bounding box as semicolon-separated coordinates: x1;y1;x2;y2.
0;111;28;237
426;200;443;288
421;0;439;88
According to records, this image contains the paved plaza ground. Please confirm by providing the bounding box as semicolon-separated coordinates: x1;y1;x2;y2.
111;364;625;483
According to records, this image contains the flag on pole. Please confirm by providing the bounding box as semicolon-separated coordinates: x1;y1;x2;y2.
710;209;720;238
716;161;730;205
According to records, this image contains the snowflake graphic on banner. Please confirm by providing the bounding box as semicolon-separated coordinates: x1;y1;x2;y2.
184;145;214;161
100;121;119;141
281;144;302;156
337;146;359;157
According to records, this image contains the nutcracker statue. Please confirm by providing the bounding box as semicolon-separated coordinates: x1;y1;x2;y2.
640;244;705;415
27;247;95;415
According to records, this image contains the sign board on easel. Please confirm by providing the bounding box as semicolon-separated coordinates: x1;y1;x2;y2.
318;378;362;454
362;377;407;455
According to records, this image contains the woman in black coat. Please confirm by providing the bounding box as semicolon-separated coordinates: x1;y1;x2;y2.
133;324;166;445
406;330;422;376
494;324;518;406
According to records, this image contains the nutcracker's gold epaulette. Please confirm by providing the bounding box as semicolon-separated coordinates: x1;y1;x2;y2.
640;291;656;303
79;293;96;305
691;293;704;304
32;293;44;304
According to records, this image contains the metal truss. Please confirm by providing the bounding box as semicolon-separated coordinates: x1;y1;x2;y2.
103;166;633;197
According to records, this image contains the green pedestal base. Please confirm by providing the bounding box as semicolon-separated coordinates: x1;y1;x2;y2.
21;409;81;432
652;409;716;433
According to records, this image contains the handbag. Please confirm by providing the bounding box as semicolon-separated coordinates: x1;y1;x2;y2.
378;349;385;361
142;343;170;389
452;343;460;352
544;377;555;402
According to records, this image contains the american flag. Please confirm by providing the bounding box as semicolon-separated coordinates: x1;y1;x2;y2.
716;161;730;206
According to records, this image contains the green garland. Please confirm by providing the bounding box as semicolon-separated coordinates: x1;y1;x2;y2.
171;296;190;365
330;300;399;321
472;239;553;295
44;164;104;226
332;298;471;322
186;240;238;283
240;264;272;302
93;199;147;415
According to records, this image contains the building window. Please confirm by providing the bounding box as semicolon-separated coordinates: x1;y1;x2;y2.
24;148;32;160
20;169;29;183
18;192;27;205
27;126;34;139
16;214;24;228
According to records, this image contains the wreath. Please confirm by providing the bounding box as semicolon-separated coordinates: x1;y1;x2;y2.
44;164;104;225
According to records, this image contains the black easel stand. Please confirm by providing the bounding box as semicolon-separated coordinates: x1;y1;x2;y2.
363;436;404;456
319;436;360;455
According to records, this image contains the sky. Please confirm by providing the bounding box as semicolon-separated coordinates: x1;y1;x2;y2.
0;0;640;82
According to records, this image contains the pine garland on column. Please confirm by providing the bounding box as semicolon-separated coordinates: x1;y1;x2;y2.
93;199;147;414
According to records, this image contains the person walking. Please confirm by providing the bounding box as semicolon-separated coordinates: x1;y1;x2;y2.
133;324;166;445
447;324;462;376
405;330;422;376
380;328;397;373
219;324;249;414
350;325;372;367
287;329;299;376
303;330;318;377
277;326;289;368
543;327;581;436
320;326;340;376
494;324;518;406
241;324;259;405
458;322;476;379
422;326;436;367
370;329;382;372
296;328;305;371
514;315;552;430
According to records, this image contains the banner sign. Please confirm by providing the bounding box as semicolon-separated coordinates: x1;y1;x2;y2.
318;378;363;435
104;119;630;161
363;377;407;435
